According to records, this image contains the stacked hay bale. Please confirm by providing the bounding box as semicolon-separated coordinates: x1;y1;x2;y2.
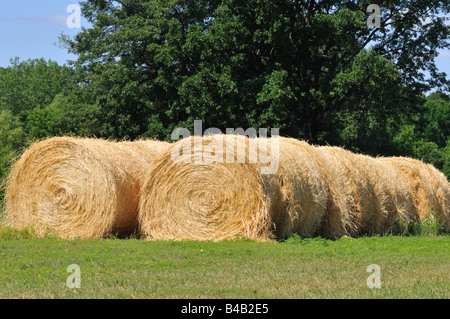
313;147;419;237
138;134;274;241
4;137;170;238
4;134;448;241
309;146;362;237
378;157;450;230
138;135;450;240
138;135;329;241
268;137;329;239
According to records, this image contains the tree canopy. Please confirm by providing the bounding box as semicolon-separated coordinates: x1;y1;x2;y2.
60;0;449;142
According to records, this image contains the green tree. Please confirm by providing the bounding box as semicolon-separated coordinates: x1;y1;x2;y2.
26;102;63;140
0;110;26;199
443;139;450;180
26;94;100;139
392;123;446;171
391;92;450;172
0;58;74;123
420;93;450;148
324;49;423;154
61;0;449;145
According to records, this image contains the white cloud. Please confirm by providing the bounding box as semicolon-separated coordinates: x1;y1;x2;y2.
437;51;450;59
0;16;13;23
11;15;68;26
46;15;68;26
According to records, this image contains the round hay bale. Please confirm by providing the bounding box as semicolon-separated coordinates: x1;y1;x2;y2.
138;135;329;241
352;154;416;233
379;157;450;230
138;134;273;241
273;138;328;238
4;136;170;238
312;146;363;237
313;147;417;236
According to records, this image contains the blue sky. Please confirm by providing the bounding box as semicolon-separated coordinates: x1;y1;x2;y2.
0;1;449;84
0;0;88;67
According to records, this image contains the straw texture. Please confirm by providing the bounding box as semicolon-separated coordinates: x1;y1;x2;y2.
138;135;272;241
379;156;450;230
139;136;446;240
314;147;420;237
4;137;170;238
138;135;330;240
6;134;448;241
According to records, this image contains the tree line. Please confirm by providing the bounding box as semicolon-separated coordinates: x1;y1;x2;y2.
1;0;449;199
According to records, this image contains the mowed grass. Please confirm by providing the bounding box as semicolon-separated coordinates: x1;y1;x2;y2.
0;227;448;299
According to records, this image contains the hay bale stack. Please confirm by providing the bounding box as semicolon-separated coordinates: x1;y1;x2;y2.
4;137;170;238
351;153;416;233
138;134;272;241
269;137;329;238
311;146;364;237
308;146;363;237
313;147;418;237
139;135;437;241
138;135;329;241
379;157;450;229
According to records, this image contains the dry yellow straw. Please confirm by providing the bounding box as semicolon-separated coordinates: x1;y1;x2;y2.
379;156;450;230
138;135;329;241
4;136;170;238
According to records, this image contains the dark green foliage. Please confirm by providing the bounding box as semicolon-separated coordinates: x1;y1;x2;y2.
0;110;26;201
61;0;449;143
391;93;450;174
0;58;74;122
443;140;450;180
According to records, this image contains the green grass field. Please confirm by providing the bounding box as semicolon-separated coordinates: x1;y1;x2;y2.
0;226;448;299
